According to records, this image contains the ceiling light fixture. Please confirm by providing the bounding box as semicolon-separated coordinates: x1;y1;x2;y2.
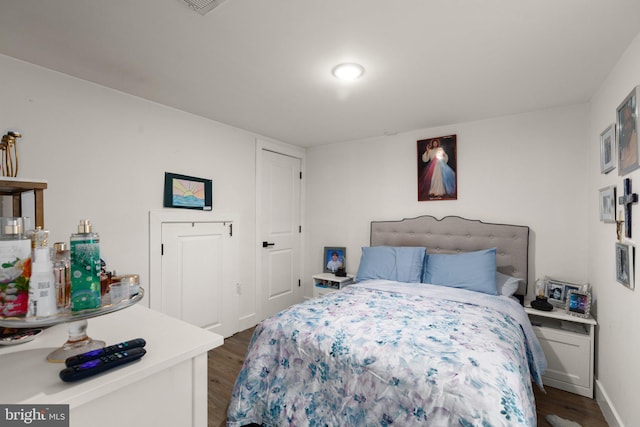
332;63;365;81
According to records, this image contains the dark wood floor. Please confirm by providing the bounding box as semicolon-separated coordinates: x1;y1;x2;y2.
208;328;609;427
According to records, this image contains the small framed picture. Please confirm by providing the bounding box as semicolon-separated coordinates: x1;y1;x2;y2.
617;86;640;176
324;246;346;273
615;242;635;289
565;290;592;318
163;172;213;210
600;124;616;174
544;277;589;308
599;185;616;223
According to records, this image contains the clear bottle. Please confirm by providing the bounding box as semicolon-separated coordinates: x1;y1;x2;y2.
28;228;57;317
53;242;71;310
0;217;31;317
70;219;101;311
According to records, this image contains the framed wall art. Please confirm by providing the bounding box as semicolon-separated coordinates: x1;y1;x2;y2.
599;185;616;223
600;124;616;174
617;86;640;176
324;246;346;273
565;290;592;318
417;134;457;201
615;242;635;289
163;172;213;210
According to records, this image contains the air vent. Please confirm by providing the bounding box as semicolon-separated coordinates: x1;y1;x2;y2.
178;0;227;15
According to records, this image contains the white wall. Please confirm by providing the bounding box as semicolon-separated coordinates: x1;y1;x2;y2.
0;54;259;326
588;32;640;427
304;105;589;300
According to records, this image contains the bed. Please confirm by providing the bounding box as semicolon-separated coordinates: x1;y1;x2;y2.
227;216;547;426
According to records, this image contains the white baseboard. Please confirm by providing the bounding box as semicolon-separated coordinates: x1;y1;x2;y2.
595;378;624;427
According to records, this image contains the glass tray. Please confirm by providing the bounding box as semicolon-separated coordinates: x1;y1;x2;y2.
0;288;144;361
0;288;144;328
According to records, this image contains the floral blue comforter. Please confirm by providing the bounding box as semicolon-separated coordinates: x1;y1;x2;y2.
227;280;547;427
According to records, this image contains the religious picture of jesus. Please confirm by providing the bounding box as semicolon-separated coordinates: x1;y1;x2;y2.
617;86;640;176
417;135;458;201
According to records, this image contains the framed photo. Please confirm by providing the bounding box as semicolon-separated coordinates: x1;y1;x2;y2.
600;124;616;173
544;277;589;308
599;185;616;223
617;86;640;176
565;290;592;318
615;242;635;289
163;172;212;210
324;246;346;273
417;134;457;201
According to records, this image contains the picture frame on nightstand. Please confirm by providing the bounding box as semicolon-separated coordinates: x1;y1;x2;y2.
323;246;346;273
544;277;589;308
565;290;592;318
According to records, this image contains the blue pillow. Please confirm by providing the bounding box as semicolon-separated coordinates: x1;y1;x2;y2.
423;248;498;295
356;246;426;283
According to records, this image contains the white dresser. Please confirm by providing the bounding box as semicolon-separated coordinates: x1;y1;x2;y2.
0;304;223;426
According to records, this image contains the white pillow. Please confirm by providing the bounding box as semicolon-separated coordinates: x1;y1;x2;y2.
496;272;522;297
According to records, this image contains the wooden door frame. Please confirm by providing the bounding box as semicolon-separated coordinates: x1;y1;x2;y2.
148;209;236;313
255;138;306;322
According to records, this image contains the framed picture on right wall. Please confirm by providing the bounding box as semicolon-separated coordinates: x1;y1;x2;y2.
600;124;616;174
615;242;635;290
617;86;640;176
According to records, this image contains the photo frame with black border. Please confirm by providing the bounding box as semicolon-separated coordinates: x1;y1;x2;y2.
163;172;213;210
565;290;592;318
323;246;346;273
617;86;640;176
599;185;616;223
600;123;616;174
615;241;635;289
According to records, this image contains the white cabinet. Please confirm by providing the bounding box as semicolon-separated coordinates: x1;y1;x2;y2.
525;305;596;398
0;305;223;427
312;273;354;298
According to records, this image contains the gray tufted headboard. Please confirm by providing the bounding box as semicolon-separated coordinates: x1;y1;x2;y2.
370;215;530;297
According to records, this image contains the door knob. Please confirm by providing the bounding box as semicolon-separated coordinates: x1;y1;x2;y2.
262;241;275;248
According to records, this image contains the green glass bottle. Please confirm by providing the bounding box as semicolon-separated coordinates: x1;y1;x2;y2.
70;219;101;311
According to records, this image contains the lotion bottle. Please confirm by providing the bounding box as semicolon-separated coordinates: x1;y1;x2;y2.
27;228;57;317
70;219;101;311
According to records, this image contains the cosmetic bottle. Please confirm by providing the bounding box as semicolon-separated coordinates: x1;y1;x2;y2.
70;219;101;311
27;228;57;317
53;242;71;310
0;217;31;317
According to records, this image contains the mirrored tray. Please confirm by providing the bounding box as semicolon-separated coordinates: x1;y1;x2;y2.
0;288;144;328
0;288;144;362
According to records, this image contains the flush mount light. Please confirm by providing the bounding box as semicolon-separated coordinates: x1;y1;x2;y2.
332;63;365;80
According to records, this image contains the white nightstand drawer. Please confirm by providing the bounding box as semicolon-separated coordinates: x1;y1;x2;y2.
533;325;591;389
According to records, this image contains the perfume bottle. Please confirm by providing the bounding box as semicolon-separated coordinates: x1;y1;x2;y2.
53;242;71;310
28;228;57;317
0;217;31;317
70;219;101;311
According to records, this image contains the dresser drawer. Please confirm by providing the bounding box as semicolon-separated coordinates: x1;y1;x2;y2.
533;325;591;388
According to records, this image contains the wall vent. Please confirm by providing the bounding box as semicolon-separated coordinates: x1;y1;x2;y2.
178;0;228;15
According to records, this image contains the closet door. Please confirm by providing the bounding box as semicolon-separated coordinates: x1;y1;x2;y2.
161;221;236;337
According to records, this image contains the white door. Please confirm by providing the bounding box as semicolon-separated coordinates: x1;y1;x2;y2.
161;221;236;337
260;150;302;319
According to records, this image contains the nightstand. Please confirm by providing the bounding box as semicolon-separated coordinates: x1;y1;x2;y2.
312;273;354;298
524;304;597;398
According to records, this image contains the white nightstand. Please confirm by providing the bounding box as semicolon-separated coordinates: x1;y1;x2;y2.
524;304;597;398
312;273;354;298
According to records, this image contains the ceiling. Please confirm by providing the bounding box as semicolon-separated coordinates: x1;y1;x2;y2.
1;1;639;147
